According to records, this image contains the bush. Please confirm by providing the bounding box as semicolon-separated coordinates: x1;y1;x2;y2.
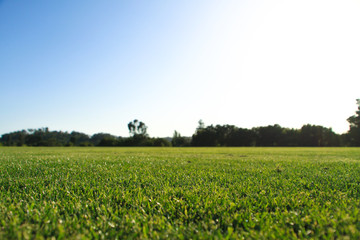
152;138;171;147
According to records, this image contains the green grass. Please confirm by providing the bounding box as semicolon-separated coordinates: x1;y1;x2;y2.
1;147;360;239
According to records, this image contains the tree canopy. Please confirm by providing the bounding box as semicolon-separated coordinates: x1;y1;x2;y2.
128;119;148;137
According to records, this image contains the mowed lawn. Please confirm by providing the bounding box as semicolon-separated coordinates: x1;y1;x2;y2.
0;147;360;239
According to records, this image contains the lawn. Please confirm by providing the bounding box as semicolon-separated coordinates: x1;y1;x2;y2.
0;147;360;239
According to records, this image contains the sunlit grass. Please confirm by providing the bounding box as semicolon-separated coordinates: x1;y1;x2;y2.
0;147;360;239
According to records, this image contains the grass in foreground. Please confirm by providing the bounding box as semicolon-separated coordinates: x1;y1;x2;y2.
0;147;360;239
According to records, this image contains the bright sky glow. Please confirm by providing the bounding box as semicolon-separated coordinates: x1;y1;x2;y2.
1;0;360;137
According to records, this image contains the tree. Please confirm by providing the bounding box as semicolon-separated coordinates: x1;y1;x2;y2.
254;124;284;146
172;130;189;147
128;119;148;137
347;99;360;146
1;130;27;146
197;120;205;131
152;138;171;147
278;128;300;146
97;136;118;146
68;131;90;146
299;124;339;147
90;133;117;146
191;125;218;146
227;127;256;146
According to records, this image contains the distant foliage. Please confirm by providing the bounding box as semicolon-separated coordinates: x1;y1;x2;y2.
0;128;170;147
2;99;360;147
172;131;191;147
191;123;343;147
90;133;118;146
1;128;71;147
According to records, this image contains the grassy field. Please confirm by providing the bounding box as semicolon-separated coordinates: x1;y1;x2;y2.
0;147;360;239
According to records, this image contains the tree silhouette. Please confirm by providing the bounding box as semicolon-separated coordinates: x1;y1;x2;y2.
128;119;148;137
347;99;360;146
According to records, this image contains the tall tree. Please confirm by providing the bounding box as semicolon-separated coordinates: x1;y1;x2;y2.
197;120;205;130
172;130;189;147
128;119;148;137
347;99;360;146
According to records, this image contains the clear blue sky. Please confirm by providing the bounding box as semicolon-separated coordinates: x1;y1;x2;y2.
1;0;360;137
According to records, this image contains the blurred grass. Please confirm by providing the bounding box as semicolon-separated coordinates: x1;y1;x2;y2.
0;147;360;239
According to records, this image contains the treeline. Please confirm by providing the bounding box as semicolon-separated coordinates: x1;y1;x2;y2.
1;99;360;147
191;98;360;147
0;128;170;147
0;123;351;147
191;123;345;147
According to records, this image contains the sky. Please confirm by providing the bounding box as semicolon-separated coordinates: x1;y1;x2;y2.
1;0;360;137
